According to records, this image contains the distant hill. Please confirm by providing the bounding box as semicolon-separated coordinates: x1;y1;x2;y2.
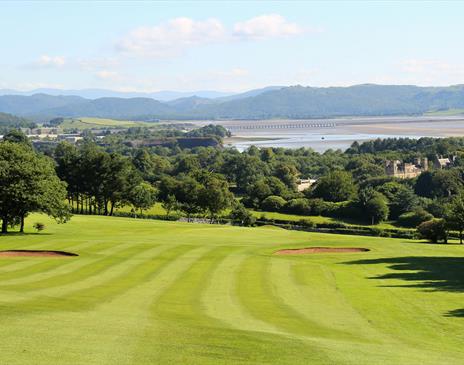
0;112;35;131
43;97;175;120
0;94;85;116
216;86;284;102
2;84;464;120
0;88;234;101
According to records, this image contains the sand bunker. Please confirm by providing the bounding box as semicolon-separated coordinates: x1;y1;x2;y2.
275;247;370;255
0;250;78;257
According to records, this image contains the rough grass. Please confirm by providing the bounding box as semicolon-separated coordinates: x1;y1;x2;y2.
1;214;463;364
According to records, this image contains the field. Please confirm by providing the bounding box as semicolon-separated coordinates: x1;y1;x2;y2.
1;215;464;364
59;117;154;130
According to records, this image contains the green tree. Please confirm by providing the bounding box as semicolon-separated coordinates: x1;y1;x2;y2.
0;141;70;233
378;181;418;219
230;203;256;226
356;187;389;224
312;171;357;202
365;196;389;225
199;176;233;222
417;219;448;244
261;195;286;212
129;182;157;217
3;129;31;146
175;177;204;222
445;195;464;244
162;194;179;218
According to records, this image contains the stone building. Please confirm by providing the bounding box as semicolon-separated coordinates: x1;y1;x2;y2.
385;158;428;179
296;179;317;192
433;155;456;169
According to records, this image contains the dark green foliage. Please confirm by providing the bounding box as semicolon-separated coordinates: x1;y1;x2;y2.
261;196;287;212
283;198;310;215
417;219;448;243
0;141;69;233
199;175;233;222
3;129;31;145
445;195;464;244
230;203;256;226
415;170;463;199
311;171;356;202
365;197;389;224
397;210;433;228
54;141;141;216
377;181;418;219
186;124;230;138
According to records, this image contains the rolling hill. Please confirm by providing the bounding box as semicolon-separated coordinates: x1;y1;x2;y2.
1;84;464;120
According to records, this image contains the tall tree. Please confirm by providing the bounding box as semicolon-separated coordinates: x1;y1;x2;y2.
0;141;69;233
445;195;464;244
199;176;233;222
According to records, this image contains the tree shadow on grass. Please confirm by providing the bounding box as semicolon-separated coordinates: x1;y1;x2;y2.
0;232;52;236
343;256;464;317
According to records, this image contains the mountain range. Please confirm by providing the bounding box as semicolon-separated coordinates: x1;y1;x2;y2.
1;84;464;121
0;88;236;101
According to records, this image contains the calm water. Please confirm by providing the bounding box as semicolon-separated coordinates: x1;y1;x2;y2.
207;116;464;152
229;133;424;152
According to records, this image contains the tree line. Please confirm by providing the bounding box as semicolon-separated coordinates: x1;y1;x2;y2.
5;126;464;239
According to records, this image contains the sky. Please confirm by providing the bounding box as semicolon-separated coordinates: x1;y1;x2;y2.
1;1;464;92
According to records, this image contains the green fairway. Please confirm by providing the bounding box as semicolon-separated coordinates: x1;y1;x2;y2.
1;215;464;364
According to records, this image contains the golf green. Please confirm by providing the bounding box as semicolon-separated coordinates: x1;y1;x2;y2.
0;215;463;364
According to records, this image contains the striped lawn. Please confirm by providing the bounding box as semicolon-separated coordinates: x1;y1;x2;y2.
0;215;463;364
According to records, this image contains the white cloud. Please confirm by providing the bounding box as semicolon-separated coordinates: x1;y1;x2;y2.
116;15;309;58
233;14;304;40
34;55;66;68
116;17;226;57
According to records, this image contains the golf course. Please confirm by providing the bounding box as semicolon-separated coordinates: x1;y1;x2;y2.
1;215;463;364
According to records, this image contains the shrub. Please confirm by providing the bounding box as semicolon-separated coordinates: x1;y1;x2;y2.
417;219;448;243
365;196;389;224
397;210;433;228
308;198;337;216
299;218;315;228
33;222;45;232
283;198;310;215
261;195;287;212
230;203;256;227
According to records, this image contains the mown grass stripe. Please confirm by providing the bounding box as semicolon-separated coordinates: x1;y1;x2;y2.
0;240;135;285
0;239;117;278
202;250;282;335
0;244;186;307
0;244;154;291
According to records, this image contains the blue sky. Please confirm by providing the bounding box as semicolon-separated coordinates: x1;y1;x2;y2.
1;1;464;92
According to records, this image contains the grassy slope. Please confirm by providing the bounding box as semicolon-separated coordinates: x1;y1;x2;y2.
1;215;463;364
115;203;404;230
59;117;152;130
